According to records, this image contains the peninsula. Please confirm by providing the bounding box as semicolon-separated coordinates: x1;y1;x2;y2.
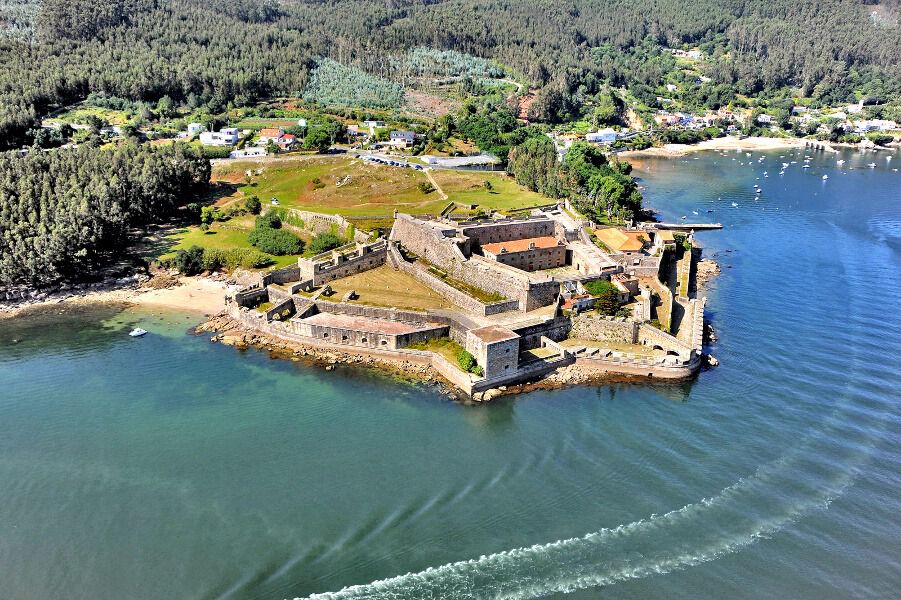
204;204;715;400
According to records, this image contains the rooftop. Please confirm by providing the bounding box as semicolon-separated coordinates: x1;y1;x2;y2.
594;228;649;253
482;236;560;255
469;325;519;344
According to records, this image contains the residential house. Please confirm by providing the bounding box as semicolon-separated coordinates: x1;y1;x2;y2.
199;128;239;147
187;123;205;136
756;114;773;124
257;128;285;144
389;130;416;148
277;133;297;149
230;147;267;159
585;128;618;144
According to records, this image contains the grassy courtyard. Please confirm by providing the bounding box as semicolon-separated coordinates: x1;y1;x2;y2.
317;266;459;311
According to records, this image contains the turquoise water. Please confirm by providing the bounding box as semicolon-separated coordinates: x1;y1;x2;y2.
1;147;900;599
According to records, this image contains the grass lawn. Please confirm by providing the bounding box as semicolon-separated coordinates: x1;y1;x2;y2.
406;337;467;368
213;156;447;216
234;118;303;130
319;266;459;311
157;215;303;269
429;169;548;212
50;105;131;126
211;156;549;218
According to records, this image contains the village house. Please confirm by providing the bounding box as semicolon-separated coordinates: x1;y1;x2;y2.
187;123;205;136
585;128;619;144
200;128;239;147
389;130;416;148
257;128;285;144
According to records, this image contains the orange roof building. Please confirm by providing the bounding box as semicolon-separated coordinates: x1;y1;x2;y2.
594;228;649;254
481;236;566;272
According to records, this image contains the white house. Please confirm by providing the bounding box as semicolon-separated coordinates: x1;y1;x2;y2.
230;147;267;159
389;130;416;148
199;128;239;147
187;123;205;136
756;114;773;124
585;128;618;144
854;119;898;133
363;120;385;136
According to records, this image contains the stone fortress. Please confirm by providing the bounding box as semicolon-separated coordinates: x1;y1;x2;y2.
226;203;714;398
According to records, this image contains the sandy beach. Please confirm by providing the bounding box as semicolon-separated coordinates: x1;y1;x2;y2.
620;135;807;158
0;276;233;320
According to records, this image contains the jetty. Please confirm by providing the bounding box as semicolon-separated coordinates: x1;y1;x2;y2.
647;222;723;231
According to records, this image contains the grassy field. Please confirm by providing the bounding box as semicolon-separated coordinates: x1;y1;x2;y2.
211;156;548;218
157;215;303;269
319;266;458;311
430;169;547;211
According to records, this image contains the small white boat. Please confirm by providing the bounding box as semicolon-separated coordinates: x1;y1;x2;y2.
782;163;789;168
129;328;147;338
692;210;699;215
868;163;877;168
802;165;811;169
755;189;762;194
731;202;739;207
836;160;845;165
822;175;828;180
680;215;687;220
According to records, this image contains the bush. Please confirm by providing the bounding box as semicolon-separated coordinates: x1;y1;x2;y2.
256;211;282;229
308;232;344;254
245;195;262;214
456;348;481;374
418;181;435;194
248;227;304;255
201;248;273;270
584;279;621;316
173;246;205;275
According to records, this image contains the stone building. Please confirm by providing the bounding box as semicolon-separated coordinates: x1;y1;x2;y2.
465;325;520;379
481;236;566;272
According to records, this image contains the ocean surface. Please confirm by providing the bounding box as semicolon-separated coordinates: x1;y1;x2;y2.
1;146;900;599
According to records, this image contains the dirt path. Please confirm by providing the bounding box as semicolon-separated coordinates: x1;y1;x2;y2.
424;168;449;201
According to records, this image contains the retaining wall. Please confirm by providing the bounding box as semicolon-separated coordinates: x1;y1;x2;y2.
570;314;639;344
637;322;694;360
286;208;370;244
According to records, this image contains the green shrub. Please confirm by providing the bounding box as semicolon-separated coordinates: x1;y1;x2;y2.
456;348;480;374
244;195;262;214
308;232;343;254
418;181;435;194
248;227;304;255
201;248;273;270
584;279;621;316
173;246;205;275
256;211;282;229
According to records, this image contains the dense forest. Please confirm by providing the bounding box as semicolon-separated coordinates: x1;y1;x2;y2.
1;0;899;145
0;144;209;288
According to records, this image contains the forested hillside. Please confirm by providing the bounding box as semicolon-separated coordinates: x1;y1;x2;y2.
1;0;899;146
0;144;209;288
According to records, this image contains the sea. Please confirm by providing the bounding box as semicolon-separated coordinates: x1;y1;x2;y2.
1;146;900;599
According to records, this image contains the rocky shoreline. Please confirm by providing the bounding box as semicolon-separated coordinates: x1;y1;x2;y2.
196;312;706;403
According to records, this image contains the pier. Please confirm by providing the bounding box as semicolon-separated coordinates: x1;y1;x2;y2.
645;222;723;231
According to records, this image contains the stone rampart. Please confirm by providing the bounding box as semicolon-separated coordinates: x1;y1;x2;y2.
389;244;519;316
511;317;572;350
265;297;296;322
234;286;268;308
690;297;706;351
300;241;387;286
286;208;370;244
637;323;694;360
460;218;555;249
263;265;301;286
570;314;639;344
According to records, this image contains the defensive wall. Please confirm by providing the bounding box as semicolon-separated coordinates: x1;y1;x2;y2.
286;208;371;244
298;240;387;286
390;214;560;312
387;243;520;316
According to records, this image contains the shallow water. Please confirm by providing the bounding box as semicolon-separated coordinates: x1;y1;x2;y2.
1;146;900;599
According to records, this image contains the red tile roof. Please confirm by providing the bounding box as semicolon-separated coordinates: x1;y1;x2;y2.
259;128;284;138
482;236;560;255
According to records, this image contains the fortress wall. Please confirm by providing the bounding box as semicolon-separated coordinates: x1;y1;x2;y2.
570;314;639;344
287;208;370;244
512;317;572;350
637;323;694;360
388;244;519;316
308;247;387;285
460;219;556;248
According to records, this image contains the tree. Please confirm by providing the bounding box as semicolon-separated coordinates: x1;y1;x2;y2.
173;246;206;276
308;232;343;254
584;280;620;316
244;195;262;214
